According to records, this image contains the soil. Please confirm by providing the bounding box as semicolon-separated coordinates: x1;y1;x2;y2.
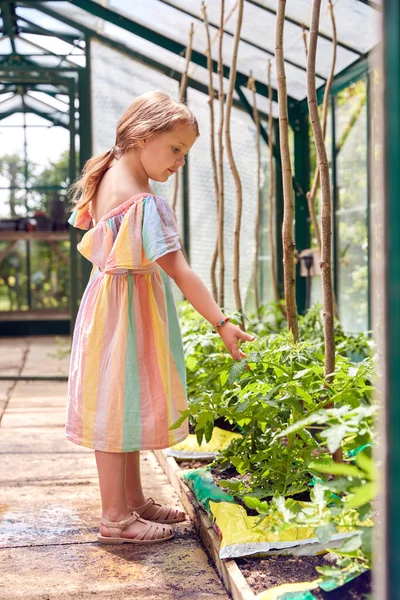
177;461;371;599
177;460;212;470
237;554;371;599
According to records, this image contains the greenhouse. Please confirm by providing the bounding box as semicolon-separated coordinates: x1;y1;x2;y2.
1;1;399;599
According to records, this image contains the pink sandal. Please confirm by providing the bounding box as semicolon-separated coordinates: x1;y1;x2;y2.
97;511;174;544
128;497;186;524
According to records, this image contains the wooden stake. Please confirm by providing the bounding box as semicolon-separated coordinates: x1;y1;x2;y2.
307;0;337;256
224;0;245;327
218;0;226;308
307;0;341;462
275;0;299;341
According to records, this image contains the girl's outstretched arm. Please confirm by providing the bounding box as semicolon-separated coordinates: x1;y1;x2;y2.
156;250;255;360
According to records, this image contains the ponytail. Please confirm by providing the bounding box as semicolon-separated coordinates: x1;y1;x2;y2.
70;147;115;210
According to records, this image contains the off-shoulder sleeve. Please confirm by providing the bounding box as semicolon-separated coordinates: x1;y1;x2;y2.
141;195;181;262
67;202;93;230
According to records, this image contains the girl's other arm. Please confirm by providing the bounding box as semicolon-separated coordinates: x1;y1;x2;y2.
156;250;255;360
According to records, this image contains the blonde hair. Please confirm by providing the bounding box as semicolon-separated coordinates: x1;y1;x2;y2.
71;91;199;209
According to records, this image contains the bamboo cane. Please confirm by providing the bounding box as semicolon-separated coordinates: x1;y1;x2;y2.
307;0;337;254
172;23;194;213
307;0;341;462
275;0;299;341
224;0;245;327
202;3;220;302
218;0;226;308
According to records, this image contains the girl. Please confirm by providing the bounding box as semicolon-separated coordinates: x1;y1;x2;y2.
67;91;255;545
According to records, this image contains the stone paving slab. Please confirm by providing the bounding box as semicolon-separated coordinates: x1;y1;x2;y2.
10;380;68;406
0;337;230;600
20;335;70;377
0;337;27;377
0;541;228;599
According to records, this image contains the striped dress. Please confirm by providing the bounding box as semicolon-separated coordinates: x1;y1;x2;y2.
66;193;188;453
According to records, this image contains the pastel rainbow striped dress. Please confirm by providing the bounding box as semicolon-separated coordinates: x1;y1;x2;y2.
66;193;188;452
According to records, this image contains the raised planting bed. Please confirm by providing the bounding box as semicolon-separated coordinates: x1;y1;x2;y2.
154;449;372;600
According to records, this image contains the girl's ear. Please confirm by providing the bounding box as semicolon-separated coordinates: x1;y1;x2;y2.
137;138;147;149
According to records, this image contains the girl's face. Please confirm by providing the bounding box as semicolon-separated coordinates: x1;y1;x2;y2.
137;123;198;182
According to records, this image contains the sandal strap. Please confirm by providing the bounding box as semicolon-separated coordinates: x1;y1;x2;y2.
100;512;140;537
133;497;177;522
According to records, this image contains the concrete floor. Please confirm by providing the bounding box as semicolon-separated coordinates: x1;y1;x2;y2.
0;336;229;600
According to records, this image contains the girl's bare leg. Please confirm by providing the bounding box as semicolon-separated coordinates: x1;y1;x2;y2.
95;450;128;521
125;451;147;507
95;450;167;538
125;451;185;522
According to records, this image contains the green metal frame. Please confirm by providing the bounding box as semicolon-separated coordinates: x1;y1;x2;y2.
383;0;400;595
292;106;311;315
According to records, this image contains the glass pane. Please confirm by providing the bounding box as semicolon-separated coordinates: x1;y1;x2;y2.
187;86;272;312
0;92;16;104
27;91;69;113
14;37;46;55
0;37;12;54
24;96;70;127
256;0;379;54
336;79;368;333
30;239;71;310
21;33;79;56
0;95;23;114
0;239;29;311
16;7;82;36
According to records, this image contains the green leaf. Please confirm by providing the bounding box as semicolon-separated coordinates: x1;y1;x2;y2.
338;534;362;553
186;355;197;372
204;420;214;443
346;482;377;508
315;521;338;545
276;410;328;438
228;361;248;385
361;527;373;554
321;424;348;453
220;370;229;387
293;367;317;380
196;412;214;427
243;496;270;512
309;460;365;478
355;452;376;481
169;410;190;430
196;427;204;446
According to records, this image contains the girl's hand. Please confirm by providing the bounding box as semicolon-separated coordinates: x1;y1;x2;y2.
217;321;256;361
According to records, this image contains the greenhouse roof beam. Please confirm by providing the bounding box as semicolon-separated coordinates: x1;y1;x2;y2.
1;3;17;54
0;104;69;128
0;81;68;100
245;0;363;57
356;0;381;10
13;32;79;69
66;0;284;106
298;52;371;111
156;0;327;82
17;14;85;49
29;1;274;121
